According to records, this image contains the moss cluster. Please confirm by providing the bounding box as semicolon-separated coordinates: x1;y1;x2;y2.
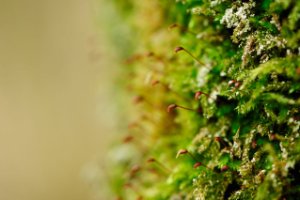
107;0;300;199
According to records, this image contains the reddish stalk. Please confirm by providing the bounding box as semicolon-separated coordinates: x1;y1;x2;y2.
174;46;206;66
124;183;143;199
151;81;190;102
176;149;197;161
167;104;202;113
123;135;134;143
193;162;202;169
167;104;199;113
132;95;160;109
193;162;212;170
129;165;141;178
168;23;197;35
151;80;160;86
147;158;171;173
194;91;209;100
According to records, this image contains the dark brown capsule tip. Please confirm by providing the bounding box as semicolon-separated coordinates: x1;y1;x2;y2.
214;136;222;142
136;196;143;200
146;51;154;57
133;95;144;104
124;183;132;188
130;165;141;173
234;81;242;88
176;149;188;158
221;165;229;172
151;80;160;86
270;134;276;141
194;91;203;100
174;46;185;53
167;104;177;113
193;162;202;169
228;80;236;86
251;140;257;149
147;158;156;163
169;23;179;29
123;135;134;143
296;67;300;75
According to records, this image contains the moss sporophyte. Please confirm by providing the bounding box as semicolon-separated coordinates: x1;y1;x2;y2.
107;0;300;199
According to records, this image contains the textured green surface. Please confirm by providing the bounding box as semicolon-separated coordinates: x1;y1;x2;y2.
108;0;300;199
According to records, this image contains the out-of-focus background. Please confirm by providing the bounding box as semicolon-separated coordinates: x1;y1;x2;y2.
0;0;118;199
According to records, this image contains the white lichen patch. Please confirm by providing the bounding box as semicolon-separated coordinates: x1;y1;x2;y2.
210;0;225;7
242;32;287;66
220;71;227;77
191;7;202;15
242;35;256;66
221;7;239;28
221;1;255;42
270;14;281;31
196;66;210;87
208;90;219;104
256;34;286;56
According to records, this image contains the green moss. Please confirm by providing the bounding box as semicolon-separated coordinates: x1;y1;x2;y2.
106;0;300;199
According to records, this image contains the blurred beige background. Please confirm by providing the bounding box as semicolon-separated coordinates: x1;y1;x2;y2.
0;0;117;200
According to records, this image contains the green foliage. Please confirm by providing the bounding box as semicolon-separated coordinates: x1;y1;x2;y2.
106;0;300;199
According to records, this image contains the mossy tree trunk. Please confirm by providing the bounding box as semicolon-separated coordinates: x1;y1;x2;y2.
107;1;300;199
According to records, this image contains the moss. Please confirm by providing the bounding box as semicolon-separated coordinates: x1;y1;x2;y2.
106;0;300;199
